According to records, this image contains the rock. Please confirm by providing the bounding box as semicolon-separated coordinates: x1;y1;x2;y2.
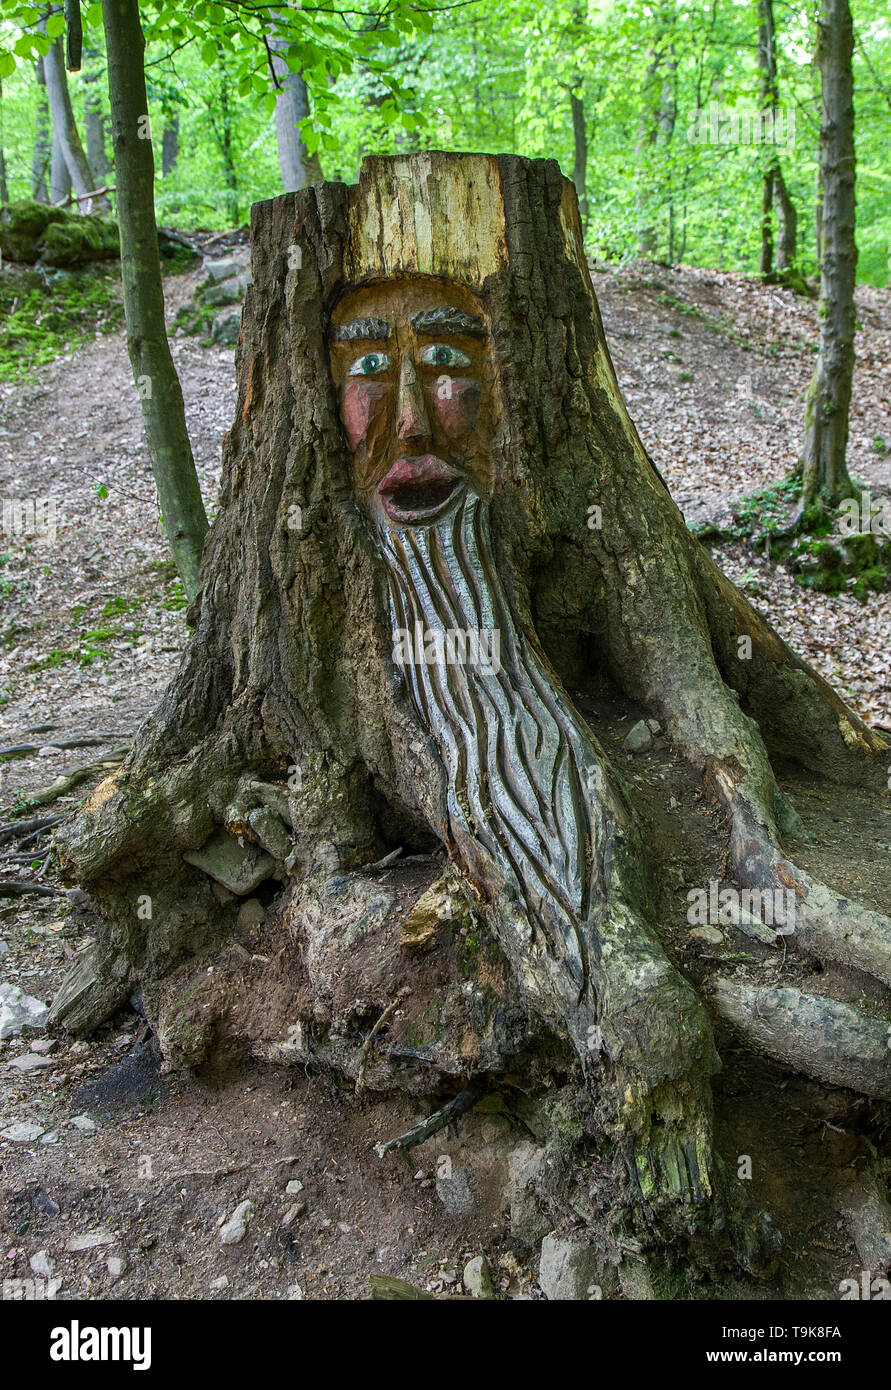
107;1256;126;1280
538;1235;615;1301
646;718;662;734
212;306;242;346
285;1179;304;1196
66;1229;115;1252
203;256;241;281
29;1250;54;1279
219;1199;254;1245
30;1038;58;1054
237;897;266;930
0;939;8;954
623;720;653;754
506;1143;550;1247
435;1170;474;1215
287;1282;304;1300
282;1203;305;1227
184;832;275;895
689;926;724;945
202;272;252;307
69;1114;97;1133
1;1120;45;1142
247;805;291;861
462;1254;495;1298
210;1275;229;1291
7;1053;56;1072
33;1191;60;1217
0;983;49;1039
400;875;463;949
837;1178;891;1273
39;1131;60;1145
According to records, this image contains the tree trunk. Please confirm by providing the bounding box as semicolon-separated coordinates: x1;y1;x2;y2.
49;122;71;205
52;153;891;1274
800;0;858;508
0;80;9;205
757;0;798;280
161;114;178;176
41;14;107;211
100;0;209;597
32;59;51;201
570;90;588;229
82;45;110;182
268;17;323;192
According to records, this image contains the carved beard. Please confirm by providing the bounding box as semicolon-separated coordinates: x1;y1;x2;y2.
377;493;610;997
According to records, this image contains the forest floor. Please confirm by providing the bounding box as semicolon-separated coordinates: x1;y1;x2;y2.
0;248;889;1301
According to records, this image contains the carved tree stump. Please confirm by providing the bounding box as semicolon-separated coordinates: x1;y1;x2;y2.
53;153;891;1268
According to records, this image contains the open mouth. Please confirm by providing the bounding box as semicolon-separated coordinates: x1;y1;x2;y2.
377;455;464;523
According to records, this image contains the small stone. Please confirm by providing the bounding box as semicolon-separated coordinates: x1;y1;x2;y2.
623;720;653;754
7;1053;56;1072
287;1282;304;1300
247;805;291;861
0;983;49;1039
689;926;724;945
463;1254;495;1298
285;1179;304;1196
219;1199;254;1245
69;1114;97;1133
236;897;266;929
39;1131;60;1145
184;833;274;896
30;1038;57;1054
210;1275;229;1291
539;1235;615;1301
282;1203;305;1227
107;1256;126;1280
1;1121;45;1142
66;1229;115;1252
29;1250;54;1279
646;718;662;735
38;745;63;756
435;1171;474;1215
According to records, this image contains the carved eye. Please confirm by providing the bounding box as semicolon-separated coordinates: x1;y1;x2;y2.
419;344;471;369
348;352;391;376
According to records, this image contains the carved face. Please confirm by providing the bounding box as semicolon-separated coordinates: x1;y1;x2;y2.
329;277;494;529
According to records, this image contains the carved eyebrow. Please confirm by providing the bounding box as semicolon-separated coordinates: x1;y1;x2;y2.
409;307;486;338
333;317;392;342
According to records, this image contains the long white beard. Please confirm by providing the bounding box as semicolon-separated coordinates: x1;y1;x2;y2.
378;494;611;993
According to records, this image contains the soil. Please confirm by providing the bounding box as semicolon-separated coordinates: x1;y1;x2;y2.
0;248;889;1301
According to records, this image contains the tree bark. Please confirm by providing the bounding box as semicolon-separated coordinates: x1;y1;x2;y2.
161;114;178;176
757;0;797;279
0;80;9;205
100;0;209;598
41;13;107;210
52;153;891;1271
800;0;858;508
268;18;322;192
32;59;51;201
49;122;71;205
82;45;110;182
570;90;588;229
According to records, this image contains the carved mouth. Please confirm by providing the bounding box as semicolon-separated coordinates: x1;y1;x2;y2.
378;456;463;523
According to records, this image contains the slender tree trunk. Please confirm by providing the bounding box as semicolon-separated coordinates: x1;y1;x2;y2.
774;168;797;270
757;0;798;277
101;0;209;598
49;123;71;204
0;79;9;204
41;13;107;210
83;45;110;182
161;114;179;175
268;19;322;191
32;59;51;201
209;44;240;224
570;90;588;228
800;0;858;507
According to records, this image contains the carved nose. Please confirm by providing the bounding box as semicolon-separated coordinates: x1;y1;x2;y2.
396;351;431;443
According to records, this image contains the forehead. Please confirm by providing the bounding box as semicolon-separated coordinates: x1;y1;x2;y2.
330;275;486;339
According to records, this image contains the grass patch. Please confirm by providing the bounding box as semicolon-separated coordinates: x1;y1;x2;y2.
0;266;123;381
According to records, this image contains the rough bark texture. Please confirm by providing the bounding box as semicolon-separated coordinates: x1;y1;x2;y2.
52;152;890;1270
268;21;322;194
31;60;51;202
800;0;857;507
101;0;209;599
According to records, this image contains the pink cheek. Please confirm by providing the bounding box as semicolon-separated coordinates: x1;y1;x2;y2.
341;380;387;451
433;379;480;441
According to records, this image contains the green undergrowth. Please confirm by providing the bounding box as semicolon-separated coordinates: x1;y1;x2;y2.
0;265;123;381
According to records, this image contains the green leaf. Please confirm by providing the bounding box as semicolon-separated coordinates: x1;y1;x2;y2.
0;53;15;80
200;38;217;66
46;11;67;37
84;2;102;25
